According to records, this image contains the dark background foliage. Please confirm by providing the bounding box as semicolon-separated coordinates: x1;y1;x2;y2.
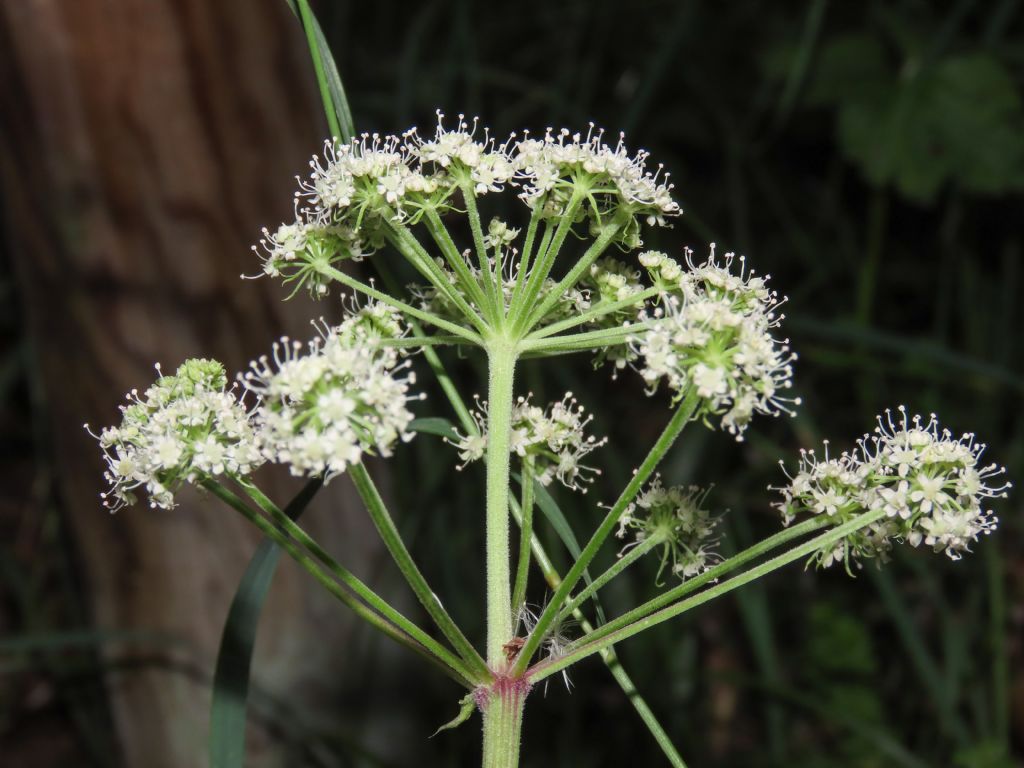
1;0;1022;766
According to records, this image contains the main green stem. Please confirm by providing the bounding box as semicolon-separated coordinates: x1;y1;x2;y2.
485;342;518;667
480;679;529;768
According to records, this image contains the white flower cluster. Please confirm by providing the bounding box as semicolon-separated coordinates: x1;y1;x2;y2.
513;125;679;244
630;246;799;440
775;407;1011;568
304;132;444;214
242;302;419;482
256;113;680;294
616;476;720;582
86;359;263;511
579;257;647;371
407;114;517;195
453;393;607;491
251;212;370;297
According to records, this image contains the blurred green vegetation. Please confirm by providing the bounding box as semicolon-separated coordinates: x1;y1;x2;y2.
3;0;1022;765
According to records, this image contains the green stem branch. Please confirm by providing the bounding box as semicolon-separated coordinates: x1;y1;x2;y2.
348;463;490;680
460;181;501;318
508;194;584;333
423;208;494;316
317;263;482;343
522;214;625;331
556;535;663;624
529;509;887;682
511;388;702;675
510;461;535;615
527;287;659;341
510;498;688;767
201;478;471;686
571;517;828;651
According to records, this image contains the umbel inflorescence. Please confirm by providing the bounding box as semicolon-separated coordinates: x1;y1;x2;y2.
775;407;1011;569
91;112;1008;577
88;109;1010;768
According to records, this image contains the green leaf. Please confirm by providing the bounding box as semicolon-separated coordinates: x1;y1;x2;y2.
811;37;1024;202
409;416;461;441
209;480;321;768
430;693;477;737
284;0;356;143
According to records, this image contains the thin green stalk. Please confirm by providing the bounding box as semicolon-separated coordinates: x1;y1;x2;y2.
508;221;555;331
231;478;477;681
425;341;476;434
522;213;626;330
348;463;490;681
521;322;652;354
385;225;490;334
571;517;828;652
380;335;465;349
508;206;543;311
512;388;701;676
556;535;662;624
510;498;688;768
201;478;471;687
527;287;659;341
373;269;477;435
317;263;483;343
529;509;888;682
509;193;585;333
485;343;518;666
510;459;535;615
423;208;494;316
460;181;501;318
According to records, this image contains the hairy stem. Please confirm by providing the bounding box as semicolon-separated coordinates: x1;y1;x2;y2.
522;212;626;331
508;194;584;333
508;207;544;312
480;678;529;768
460;181;501;318
423;208;494;318
385;224;490;333
485;343;518;666
526;287;659;341
570;517;828;651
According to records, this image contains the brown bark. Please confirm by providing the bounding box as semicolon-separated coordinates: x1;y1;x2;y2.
0;2;392;765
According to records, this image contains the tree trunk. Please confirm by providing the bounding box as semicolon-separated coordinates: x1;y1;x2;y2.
0;2;394;765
